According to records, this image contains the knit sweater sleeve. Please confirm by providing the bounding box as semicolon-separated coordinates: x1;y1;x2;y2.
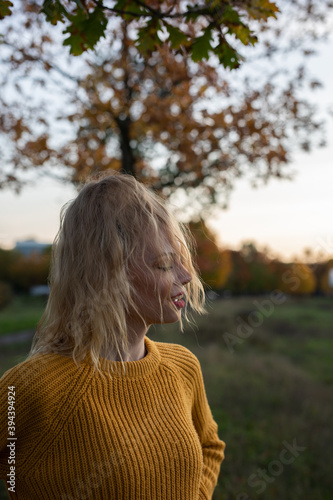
0;368;12;478
190;353;225;500
0;357;51;480
0;363;33;479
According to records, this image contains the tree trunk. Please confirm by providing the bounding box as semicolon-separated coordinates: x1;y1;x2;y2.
117;116;136;177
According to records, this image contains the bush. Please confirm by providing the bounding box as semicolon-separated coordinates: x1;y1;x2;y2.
0;282;13;310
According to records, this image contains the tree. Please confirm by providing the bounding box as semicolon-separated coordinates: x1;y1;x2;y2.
0;0;279;67
0;1;332;214
189;220;232;288
277;261;316;295
311;258;333;295
225;242;278;294
0;247;51;293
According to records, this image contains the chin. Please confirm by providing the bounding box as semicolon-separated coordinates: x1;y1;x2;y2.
150;305;182;325
162;311;182;324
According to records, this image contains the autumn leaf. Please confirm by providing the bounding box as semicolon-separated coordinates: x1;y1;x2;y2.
63;7;108;55
116;0;147;21
113;0;127;9
0;0;13;20
136;20;162;54
41;0;66;25
222;4;242;24
191;28;213;62
228;24;257;46
246;0;280;20
215;42;243;69
34;0;280;66
221;5;257;46
165;24;188;50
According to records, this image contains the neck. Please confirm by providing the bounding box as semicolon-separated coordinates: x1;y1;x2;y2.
101;324;149;362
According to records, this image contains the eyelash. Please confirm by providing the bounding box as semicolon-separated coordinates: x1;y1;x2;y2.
158;265;174;271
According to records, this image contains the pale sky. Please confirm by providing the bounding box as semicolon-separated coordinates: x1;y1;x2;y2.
207;38;333;263
207;144;333;262
0;35;332;263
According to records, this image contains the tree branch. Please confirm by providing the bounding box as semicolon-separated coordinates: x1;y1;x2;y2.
2;41;80;83
93;0;212;20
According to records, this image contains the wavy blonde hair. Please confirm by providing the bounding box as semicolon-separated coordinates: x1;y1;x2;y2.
29;171;205;371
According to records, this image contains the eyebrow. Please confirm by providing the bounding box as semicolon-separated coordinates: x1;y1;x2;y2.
157;252;177;260
152;252;177;264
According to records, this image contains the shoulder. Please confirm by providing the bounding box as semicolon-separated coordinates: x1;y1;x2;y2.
0;352;83;388
154;340;199;363
0;355;62;442
0;352;93;413
0;353;94;440
152;339;202;386
1;354;54;389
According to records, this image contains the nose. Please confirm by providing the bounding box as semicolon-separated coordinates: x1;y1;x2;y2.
178;263;192;286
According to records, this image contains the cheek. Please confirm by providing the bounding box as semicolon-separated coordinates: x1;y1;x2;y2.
131;269;172;305
159;277;172;299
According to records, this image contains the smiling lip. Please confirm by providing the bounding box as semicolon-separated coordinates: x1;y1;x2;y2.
171;293;186;309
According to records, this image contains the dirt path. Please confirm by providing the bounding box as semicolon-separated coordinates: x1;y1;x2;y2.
0;330;35;346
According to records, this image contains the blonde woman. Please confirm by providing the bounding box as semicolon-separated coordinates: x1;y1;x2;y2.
0;172;225;499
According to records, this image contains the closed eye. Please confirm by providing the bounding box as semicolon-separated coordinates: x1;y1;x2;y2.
158;265;174;271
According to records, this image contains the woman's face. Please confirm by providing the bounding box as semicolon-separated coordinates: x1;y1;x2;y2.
127;234;192;331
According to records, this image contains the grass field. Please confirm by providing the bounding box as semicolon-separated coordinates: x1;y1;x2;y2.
0;294;332;499
0;295;46;336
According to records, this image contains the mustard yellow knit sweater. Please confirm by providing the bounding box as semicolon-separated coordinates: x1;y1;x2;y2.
0;337;225;499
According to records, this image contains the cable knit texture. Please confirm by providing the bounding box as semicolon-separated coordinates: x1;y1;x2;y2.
0;337;225;499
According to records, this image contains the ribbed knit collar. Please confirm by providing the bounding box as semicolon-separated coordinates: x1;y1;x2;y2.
96;336;161;379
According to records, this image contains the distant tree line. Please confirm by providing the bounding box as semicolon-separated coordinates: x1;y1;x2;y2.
189;221;333;298
0;246;51;308
1;229;332;310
